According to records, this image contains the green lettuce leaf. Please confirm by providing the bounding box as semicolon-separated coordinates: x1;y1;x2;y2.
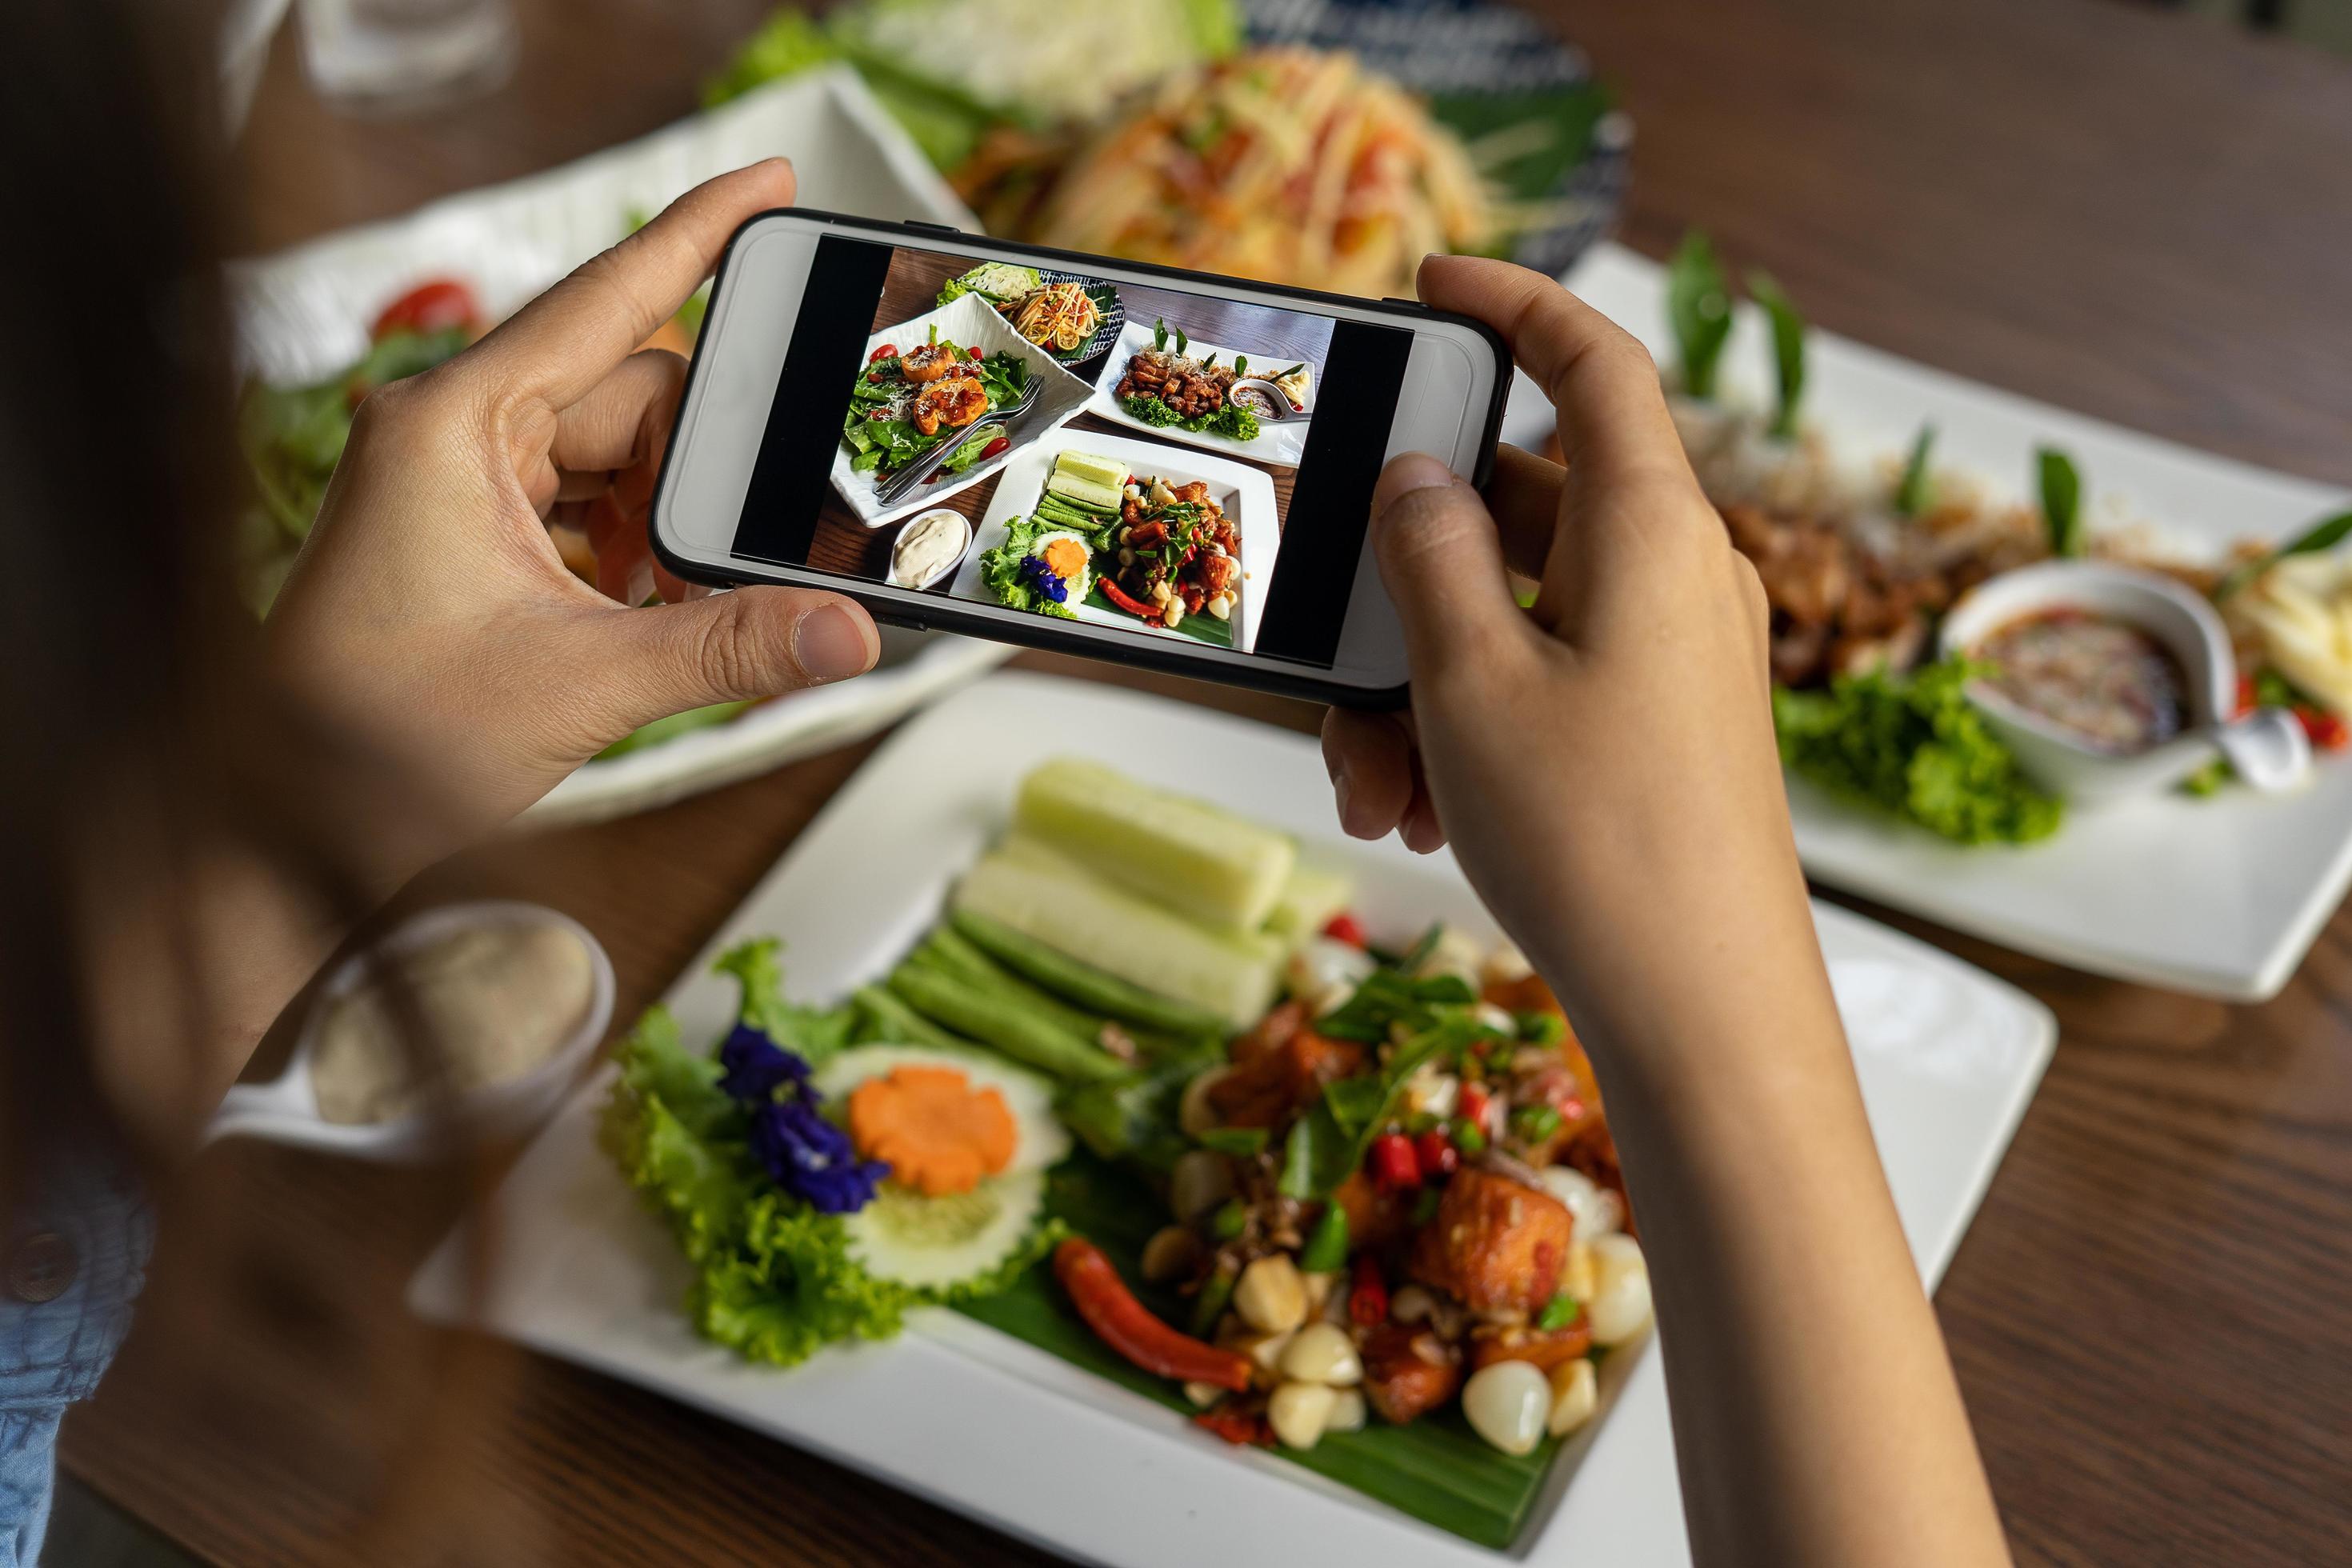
1773;658;2063;844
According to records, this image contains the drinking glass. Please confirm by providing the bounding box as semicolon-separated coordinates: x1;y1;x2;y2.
297;0;517;114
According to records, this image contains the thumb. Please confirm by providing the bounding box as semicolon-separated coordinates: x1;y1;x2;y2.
1369;453;1527;678
604;586;879;727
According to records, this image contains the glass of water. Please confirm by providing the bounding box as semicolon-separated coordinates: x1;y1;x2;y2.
297;0;518;114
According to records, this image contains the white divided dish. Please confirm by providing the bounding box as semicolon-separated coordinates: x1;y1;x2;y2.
1550;241;2352;999
211;902;614;1160
227;68;1015;826
410;673;2054;1567
1086;320;1316;467
831;293;1097;527
946;429;1280;653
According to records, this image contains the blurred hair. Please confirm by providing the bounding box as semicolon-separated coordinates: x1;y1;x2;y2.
0;3;507;1558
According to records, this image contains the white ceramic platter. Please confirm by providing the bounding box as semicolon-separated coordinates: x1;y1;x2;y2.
946;429;1279;654
831;294;1096;527
412;672;2053;1567
1086;321;1316;467
227;69;1014;826
1537;242;2352;1000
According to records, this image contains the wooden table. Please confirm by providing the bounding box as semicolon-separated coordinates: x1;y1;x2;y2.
65;1;2352;1563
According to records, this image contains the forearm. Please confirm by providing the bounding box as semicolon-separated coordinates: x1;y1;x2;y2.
1570;942;2011;1568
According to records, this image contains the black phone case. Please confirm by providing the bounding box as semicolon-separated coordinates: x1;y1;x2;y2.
648;208;1515;710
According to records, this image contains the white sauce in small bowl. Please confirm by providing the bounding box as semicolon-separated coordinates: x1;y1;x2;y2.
890;508;971;589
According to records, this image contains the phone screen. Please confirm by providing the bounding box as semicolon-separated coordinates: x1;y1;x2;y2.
728;238;1414;668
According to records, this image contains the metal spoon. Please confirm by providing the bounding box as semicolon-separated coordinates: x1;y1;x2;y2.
878;375;1044;506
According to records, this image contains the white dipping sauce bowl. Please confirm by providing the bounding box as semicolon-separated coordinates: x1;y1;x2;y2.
1938;560;2310;804
205;901;615;1161
887;508;972;590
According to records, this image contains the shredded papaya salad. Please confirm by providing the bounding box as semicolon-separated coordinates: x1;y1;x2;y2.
604;757;1651;1534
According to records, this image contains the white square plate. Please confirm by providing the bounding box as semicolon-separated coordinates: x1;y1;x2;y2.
945;429;1279;653
1545;242;2352;1000
833;294;1097;527
411;672;2054;1566
1086;320;1316;467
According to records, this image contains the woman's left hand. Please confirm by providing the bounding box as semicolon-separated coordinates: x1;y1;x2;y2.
265;160;877;876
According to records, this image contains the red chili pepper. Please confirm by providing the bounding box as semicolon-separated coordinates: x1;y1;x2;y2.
1459;1084;1494;1134
370;278;481;342
1413;1129;1458;1180
1348;1254;1389;1327
2296;706;2350;751
869;343;898;363
1098;577;1158;618
866;408;888;420
966;344;984;360
1193;1407;1274;1446
2236;674;2258;718
1054;1238;1252;1391
1368;1131;1421;1191
1554;1095;1588;1127
1321;913;1368;948
979;436;1010;460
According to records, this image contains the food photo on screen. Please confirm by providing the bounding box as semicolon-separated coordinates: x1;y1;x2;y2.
776;240;1406;662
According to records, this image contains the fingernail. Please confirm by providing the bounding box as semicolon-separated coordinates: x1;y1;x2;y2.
1372;452;1460;518
1332;766;1356;830
794;603;873;682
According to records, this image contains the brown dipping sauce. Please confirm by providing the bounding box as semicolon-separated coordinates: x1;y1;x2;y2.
1976;609;2187;754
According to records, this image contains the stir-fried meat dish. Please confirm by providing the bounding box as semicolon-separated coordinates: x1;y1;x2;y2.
1105;477;1242;631
1118;348;1233;419
911;374;988;436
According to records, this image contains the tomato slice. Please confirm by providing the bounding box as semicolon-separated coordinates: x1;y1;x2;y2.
370;278;482;341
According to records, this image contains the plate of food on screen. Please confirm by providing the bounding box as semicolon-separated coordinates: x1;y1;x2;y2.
1085;317;1318;467
934;262;1126;366
948;430;1281;654
833;291;1097;527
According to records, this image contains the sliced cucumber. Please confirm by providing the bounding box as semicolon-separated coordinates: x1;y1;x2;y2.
1014;756;1297;931
842;1168;1046;1293
954;834;1284;1029
811;1042;1071;1174
1263;860;1356;946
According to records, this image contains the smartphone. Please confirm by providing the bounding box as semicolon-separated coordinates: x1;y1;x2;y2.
650;210;1510;706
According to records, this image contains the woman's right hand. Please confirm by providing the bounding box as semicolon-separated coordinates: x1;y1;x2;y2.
1322;255;1826;1062
1327;259;2013;1568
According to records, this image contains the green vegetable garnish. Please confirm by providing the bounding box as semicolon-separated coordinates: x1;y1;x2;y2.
1510;1103;1562;1142
2180;758;2232;798
1537;1294;1580;1333
1514;1010;1566;1046
1894;424;1937;518
1450;1116;1488;1155
1190;1265;1236;1338
2038;446;2083;558
1198;1126;1269;1158
1210;1199;1248;1241
1299;1206;1350;1273
1746;268;1806;439
1772;658;2064;845
1409;1186;1442;1226
1666;230;1734;400
2211;509;2352;602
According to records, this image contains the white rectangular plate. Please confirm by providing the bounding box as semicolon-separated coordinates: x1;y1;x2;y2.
834;294;1096;527
1086;320;1315;467
411;671;2053;1566
946;429;1278;653
1546;242;2352;1000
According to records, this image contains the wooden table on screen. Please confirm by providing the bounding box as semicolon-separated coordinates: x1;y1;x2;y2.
64;2;2352;1564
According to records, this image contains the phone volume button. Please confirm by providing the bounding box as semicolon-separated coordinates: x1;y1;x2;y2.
902;220;966;236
